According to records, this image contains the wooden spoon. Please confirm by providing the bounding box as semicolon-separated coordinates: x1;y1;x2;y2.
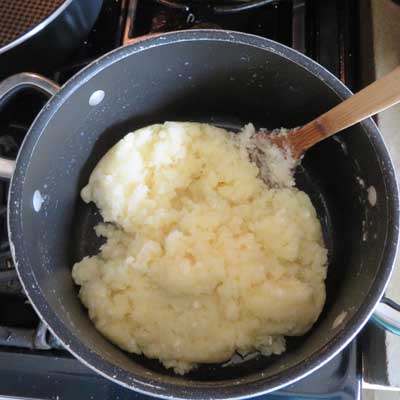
268;66;400;160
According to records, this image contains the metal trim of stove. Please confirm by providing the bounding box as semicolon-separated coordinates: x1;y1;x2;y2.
0;340;361;400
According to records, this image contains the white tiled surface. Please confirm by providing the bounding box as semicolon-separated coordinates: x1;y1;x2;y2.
371;0;400;305
363;0;400;392
363;389;400;400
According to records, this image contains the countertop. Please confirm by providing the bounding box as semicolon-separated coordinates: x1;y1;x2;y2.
360;0;400;391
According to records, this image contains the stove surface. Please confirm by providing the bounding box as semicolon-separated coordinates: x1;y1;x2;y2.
0;341;361;400
0;0;362;399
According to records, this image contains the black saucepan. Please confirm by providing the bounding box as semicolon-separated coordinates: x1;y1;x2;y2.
0;0;103;77
0;31;398;399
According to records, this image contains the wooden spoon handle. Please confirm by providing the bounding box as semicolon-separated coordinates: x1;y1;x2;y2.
291;66;400;154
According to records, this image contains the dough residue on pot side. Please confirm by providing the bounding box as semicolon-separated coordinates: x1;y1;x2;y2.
72;122;327;374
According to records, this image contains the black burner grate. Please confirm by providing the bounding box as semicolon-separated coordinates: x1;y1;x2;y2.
153;0;279;14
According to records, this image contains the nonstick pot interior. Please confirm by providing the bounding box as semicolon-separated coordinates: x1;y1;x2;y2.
10;31;398;398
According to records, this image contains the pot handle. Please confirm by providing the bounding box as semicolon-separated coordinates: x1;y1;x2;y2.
0;73;60;179
372;296;400;335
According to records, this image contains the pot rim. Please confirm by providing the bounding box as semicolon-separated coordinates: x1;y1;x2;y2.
8;29;400;399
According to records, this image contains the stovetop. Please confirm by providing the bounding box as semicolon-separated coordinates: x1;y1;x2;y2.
0;0;362;399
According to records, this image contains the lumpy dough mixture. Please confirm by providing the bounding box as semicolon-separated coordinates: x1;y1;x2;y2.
72;122;327;374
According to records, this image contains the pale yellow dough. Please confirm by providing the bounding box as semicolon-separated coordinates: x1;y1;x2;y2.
72;122;327;374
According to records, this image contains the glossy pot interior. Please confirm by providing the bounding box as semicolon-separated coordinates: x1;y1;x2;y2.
10;31;399;399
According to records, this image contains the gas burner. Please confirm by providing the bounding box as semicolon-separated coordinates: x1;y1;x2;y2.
192;22;223;29
123;0;292;46
153;0;278;15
